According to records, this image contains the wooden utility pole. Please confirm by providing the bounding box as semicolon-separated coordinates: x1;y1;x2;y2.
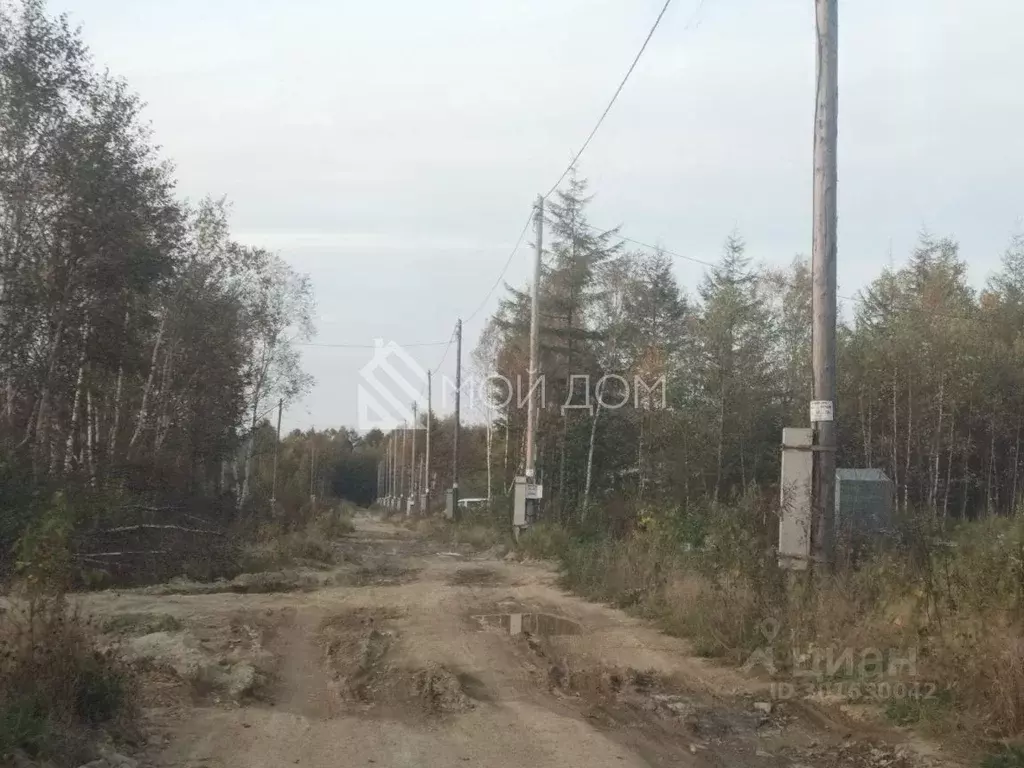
270;398;283;511
400;422;407;501
811;0;838;567
419;456;426;503
410;401;418;503
388;432;394;500
453;319;463;512
383;435;389;502
309;429;316;506
390;430;398;502
525;195;544;481
425;370;432;503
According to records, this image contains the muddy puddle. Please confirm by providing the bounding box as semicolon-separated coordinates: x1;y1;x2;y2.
472;612;581;636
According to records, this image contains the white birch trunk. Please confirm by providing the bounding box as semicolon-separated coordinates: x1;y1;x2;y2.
128;314;166;454
63;323;90;474
86;388;97;486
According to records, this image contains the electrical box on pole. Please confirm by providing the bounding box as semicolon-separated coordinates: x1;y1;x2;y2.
514;195;545;536
779;427;813;570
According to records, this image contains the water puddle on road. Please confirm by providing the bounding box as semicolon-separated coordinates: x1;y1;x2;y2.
471;612;581;636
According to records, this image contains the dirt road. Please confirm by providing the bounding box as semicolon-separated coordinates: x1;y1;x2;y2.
81;514;962;768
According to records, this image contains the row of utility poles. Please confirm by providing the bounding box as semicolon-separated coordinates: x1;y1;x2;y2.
378;398;431;511
379;419;435;511
373;0;838;567
377;330;460;516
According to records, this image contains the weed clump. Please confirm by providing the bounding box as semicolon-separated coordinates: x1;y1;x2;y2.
0;597;135;764
239;504;355;572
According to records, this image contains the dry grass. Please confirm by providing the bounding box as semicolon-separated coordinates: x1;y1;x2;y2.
0;596;135;765
101;612;182;636
239;507;355;572
546;507;1024;749
517;523;571;560
416;514;511;553
454;524;503;550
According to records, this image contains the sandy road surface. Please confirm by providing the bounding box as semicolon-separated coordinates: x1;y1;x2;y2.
79;514;962;768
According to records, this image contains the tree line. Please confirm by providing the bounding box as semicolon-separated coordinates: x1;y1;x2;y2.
0;0;314;555
6;0;1022;544
468;174;1024;526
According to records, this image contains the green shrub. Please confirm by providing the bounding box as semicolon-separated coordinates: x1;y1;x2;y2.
0;695;49;758
239;519;339;572
0;597;134;761
316;506;355;539
13;492;76;594
74;652;130;724
982;746;1024;768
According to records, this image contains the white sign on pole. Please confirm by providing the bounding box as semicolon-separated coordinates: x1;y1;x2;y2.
809;400;834;423
525;483;543;500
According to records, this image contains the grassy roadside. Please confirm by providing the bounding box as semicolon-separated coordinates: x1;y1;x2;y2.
437;496;1024;764
238;502;356;572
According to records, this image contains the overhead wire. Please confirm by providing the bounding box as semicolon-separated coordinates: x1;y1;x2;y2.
585;221;717;268
299;340;451;349
462;206;536;326
450;0;700;331
543;0;680;198
431;324;458;373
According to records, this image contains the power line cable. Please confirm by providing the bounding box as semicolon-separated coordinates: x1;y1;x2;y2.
463;206;536;326
585;222;717;268
432;324;458;373
299;340;450;349
544;0;681;198
461;0;703;331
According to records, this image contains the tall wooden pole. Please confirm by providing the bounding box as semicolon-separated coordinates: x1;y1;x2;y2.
425;370;432;504
390;430;398;503
525;195;544;480
453;319;462;513
811;0;838;567
410;401;418;503
309;429;316;506
400;422;407;500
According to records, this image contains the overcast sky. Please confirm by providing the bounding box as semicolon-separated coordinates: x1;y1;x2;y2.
71;0;1022;431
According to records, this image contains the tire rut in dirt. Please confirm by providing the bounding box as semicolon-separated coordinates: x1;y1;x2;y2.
318;608;484;719
518;630;926;768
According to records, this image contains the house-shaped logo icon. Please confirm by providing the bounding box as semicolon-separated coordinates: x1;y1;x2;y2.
358;339;428;430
